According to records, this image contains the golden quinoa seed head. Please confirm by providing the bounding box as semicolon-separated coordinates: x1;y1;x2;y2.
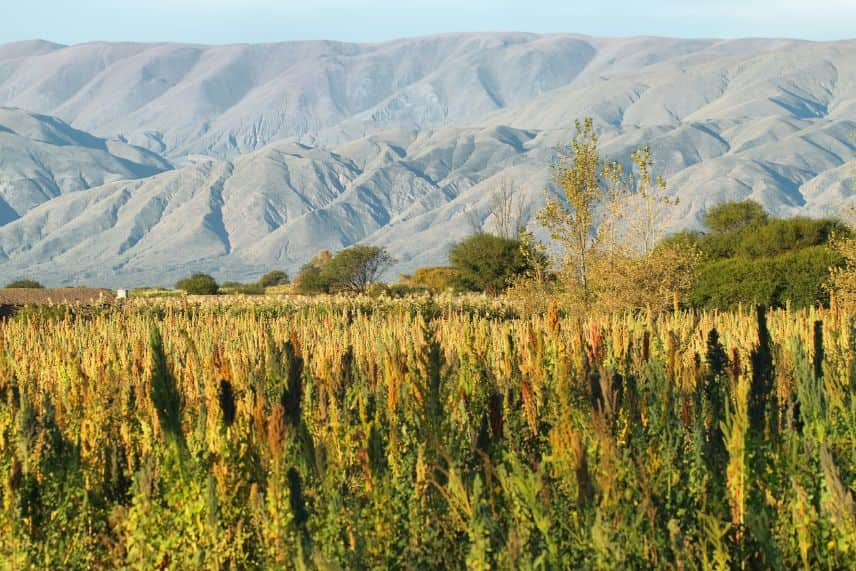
0;296;853;567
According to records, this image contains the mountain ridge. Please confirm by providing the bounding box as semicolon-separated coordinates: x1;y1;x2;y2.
0;33;852;287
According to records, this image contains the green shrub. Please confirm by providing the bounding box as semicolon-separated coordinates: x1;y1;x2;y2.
129;288;184;299
703;199;769;233
660;201;850;310
365;282;431;298
258;270;290;287
365;283;390;298
736;217;847;258
389;283;431;298
448;234;538;294
662;203;848;262
175;273;219;295
4;279;44;288
294;263;330;294
295;246;394;294
688;246;841;309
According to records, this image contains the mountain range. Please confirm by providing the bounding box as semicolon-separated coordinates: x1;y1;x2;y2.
0;33;853;286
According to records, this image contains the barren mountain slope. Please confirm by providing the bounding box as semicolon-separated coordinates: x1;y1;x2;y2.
0;34;853;286
0;107;171;225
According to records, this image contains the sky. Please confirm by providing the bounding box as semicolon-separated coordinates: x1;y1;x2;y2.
1;0;854;45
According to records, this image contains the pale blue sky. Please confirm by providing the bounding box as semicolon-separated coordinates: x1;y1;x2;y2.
2;0;853;45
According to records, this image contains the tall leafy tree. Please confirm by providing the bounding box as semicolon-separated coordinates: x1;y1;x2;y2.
536;117;691;311
537;118;608;299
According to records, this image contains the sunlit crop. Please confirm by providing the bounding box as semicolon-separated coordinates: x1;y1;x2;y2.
0;296;853;568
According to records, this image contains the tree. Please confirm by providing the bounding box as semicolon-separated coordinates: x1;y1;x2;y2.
175;273;219;295
659;201;850;310
324;246;394;293
663;209;846;262
4;279;44;288
448;234;538;294
601;145;676;256
536;118;689;311
537;118;608;300
703;200;769;234
258;270;290;287
663;203;847;261
295;247;393;295
736;217;846;258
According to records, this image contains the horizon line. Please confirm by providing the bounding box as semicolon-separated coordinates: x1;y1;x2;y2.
4;30;855;50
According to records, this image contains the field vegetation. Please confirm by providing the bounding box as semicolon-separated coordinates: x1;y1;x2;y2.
0;297;853;568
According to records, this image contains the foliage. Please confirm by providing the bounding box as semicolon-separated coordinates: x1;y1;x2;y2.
599;145;677;256
294;247;394;294
661;202;850;309
589;242;701;313
448;233;538;294
505;231;560;314
294;265;327;294
703;199;770;234
0;297;853;568
536;117;689;312
365;282;431;298
830;235;856;309
537;117;608;299
3;279;44;289
828;206;856;310
736;217;846;257
129;287;185;299
258;270;290;288
323;245;395;293
688;246;841;309
294;250;334;294
175;273;219;295
666;213;848;262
